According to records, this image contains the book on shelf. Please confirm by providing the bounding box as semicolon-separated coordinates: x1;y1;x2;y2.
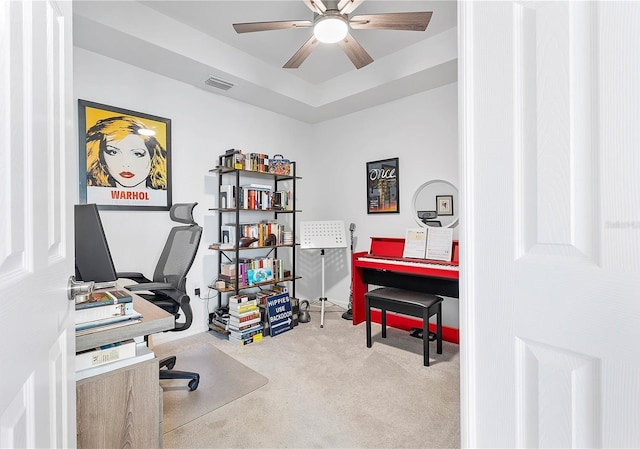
228;317;262;331
254;287;287;306
75;301;134;325
228;306;260;319
282;230;293;245
228;317;260;330
228;323;262;337
228;332;263;346
222;148;242;169
228;323;263;340
75;339;137;371
247;153;269;172
75;289;133;310
273;190;292;210
229;299;258;313
220;263;236;278
75;310;142;332
246;267;273;286
228;294;253;304
208;242;234;250
232;151;245;170
240;187;272;210
240;182;272;190
228;311;261;322
230;307;258;319
228;315;261;329
75;345;154;381
238;221;285;247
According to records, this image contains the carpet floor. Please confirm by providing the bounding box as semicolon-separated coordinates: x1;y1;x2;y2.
158;303;460;449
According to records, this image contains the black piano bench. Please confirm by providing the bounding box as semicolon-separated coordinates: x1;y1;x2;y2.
364;287;443;366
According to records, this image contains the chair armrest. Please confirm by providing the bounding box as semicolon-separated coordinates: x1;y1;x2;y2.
126;282;174;292
117;271;145;279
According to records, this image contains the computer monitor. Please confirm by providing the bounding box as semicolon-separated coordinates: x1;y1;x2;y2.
74;203;118;289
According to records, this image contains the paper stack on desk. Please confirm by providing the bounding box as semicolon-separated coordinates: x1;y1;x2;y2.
75;289;141;332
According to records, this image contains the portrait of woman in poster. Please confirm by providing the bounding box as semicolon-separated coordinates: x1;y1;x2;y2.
79;100;172;210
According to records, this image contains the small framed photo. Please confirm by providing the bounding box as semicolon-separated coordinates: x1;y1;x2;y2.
436;195;453;216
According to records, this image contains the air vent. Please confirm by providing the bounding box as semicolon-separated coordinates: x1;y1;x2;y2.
204;75;234;91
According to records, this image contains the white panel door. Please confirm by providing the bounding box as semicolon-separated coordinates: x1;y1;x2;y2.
460;1;640;447
0;1;75;448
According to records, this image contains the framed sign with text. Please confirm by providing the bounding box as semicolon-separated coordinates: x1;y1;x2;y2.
78;99;172;211
366;158;399;214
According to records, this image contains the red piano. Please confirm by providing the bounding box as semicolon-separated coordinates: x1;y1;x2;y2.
352;237;460;343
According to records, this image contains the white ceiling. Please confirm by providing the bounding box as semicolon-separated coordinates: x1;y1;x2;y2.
73;0;458;123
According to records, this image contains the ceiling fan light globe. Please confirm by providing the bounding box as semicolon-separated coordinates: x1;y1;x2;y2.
314;16;348;43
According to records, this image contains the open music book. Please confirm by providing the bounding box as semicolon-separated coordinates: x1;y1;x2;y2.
402;227;454;261
402;228;428;258
425;227;453;261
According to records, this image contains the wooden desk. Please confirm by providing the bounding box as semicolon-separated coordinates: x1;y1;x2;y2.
76;293;173;449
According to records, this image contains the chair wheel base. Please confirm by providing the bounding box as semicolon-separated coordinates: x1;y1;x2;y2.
158;359;200;391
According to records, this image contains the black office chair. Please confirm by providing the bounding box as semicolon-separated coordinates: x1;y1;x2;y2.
118;202;202;391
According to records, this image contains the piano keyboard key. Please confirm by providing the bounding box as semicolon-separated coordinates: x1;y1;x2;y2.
357;257;459;271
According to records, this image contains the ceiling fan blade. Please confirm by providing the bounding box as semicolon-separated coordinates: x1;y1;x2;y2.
283;35;320;68
338;32;373;69
233;20;312;34
303;0;327;14
337;0;364;15
349;12;433;31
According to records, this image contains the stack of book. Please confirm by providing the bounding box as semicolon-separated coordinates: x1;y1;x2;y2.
281;231;293;245
75;289;141;336
210;308;230;334
240;183;273;210
227;295;263;345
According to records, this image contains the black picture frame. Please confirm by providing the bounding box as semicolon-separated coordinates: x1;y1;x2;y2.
366;158;399;214
78;99;172;211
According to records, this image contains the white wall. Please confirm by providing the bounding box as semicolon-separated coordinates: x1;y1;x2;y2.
300;83;459;325
74;48;311;343
74;47;458;341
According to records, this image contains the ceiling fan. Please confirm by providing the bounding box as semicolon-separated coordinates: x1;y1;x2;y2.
232;0;433;69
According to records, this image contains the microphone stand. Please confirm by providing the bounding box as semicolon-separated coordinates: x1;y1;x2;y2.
341;224;355;320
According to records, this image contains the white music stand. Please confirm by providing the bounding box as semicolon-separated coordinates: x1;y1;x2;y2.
300;220;347;328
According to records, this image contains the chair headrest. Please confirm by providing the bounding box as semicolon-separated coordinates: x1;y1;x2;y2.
170;203;198;225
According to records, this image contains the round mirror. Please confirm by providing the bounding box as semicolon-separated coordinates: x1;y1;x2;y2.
412;179;459;228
